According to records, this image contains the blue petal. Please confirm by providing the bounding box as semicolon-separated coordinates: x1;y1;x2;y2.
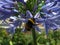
46;0;51;3
12;20;22;27
42;1;60;12
0;9;16;20
49;6;60;12
5;0;15;4
0;0;8;4
34;12;40;18
17;0;26;4
35;18;44;23
45;0;57;4
44;15;60;31
0;0;15;4
44;20;50;35
0;2;16;20
7;26;16;34
33;26;41;32
26;10;33;18
56;0;60;2
42;2;55;9
2;3;14;9
7;19;22;34
48;15;60;27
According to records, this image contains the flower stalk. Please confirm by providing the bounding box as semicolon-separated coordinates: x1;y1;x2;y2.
31;28;37;45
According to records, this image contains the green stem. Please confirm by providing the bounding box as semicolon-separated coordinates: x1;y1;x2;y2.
53;30;57;45
54;39;57;45
32;29;37;45
9;40;13;45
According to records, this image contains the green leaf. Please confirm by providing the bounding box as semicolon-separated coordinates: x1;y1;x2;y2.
36;0;45;13
17;2;26;13
26;0;37;13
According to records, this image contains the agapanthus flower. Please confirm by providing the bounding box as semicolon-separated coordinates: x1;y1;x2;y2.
0;0;18;21
41;1;60;18
36;14;60;35
6;16;22;34
19;10;43;33
0;0;60;36
37;1;60;34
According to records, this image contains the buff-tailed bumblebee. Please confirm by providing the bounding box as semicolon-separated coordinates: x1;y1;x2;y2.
25;18;35;31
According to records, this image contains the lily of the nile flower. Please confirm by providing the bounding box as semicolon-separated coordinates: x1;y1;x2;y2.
0;0;17;13
20;10;42;33
37;1;60;35
44;0;60;9
41;3;54;15
41;1;60;18
6;16;22;35
46;1;60;11
48;3;60;12
44;15;60;34
43;0;60;11
0;1;18;23
41;2;56;12
0;4;16;20
36;13;60;35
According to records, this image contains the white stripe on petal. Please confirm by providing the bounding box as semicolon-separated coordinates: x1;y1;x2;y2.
34;12;40;18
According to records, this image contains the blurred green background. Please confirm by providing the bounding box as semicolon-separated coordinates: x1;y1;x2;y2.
0;28;60;45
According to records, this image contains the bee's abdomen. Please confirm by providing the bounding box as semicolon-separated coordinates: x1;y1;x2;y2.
25;20;34;31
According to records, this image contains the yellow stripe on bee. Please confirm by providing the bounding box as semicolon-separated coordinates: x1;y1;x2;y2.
29;19;34;24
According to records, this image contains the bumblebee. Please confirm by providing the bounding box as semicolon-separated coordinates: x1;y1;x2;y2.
25;18;35;31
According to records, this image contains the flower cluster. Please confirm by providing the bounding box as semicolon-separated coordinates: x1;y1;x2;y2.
0;0;60;35
0;0;17;20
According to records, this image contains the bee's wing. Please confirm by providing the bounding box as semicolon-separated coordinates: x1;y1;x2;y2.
26;10;33;18
34;12;40;18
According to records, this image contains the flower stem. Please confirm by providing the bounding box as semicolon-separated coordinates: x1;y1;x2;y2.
9;40;13;45
32;29;37;45
53;30;57;45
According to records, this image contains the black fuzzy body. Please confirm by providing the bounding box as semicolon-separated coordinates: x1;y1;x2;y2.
25;18;35;31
